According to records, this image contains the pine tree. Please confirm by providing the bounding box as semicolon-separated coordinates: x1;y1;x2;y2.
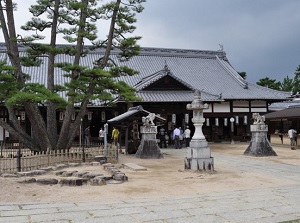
0;0;145;151
292;65;300;94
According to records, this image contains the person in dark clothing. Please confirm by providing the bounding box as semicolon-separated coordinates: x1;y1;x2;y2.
159;127;167;148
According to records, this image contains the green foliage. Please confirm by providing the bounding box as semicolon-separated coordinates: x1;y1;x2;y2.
256;77;281;90
238;72;247;80
0;62;19;103
5;83;66;107
281;75;293;92
292;65;300;94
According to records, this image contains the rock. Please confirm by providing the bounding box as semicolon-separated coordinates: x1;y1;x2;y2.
72;172;89;177
1;173;18;178
17;178;36;183
17;172;35;177
36;178;59;185
59;178;89;186
94;156;107;163
99;160;107;165
81;173;103;179
39;166;57;171
102;163;113;169
106;167;120;174
106;179;124;184
90;176;106;186
29;170;48;175
55;164;68;169
91;162;100;166
68;163;80;167
61;171;78;177
113;173;128;181
54;170;65;176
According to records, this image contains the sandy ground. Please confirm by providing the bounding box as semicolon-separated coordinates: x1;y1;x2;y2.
0;143;299;204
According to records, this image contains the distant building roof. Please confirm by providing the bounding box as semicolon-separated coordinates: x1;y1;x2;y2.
265;107;300;119
269;100;300;111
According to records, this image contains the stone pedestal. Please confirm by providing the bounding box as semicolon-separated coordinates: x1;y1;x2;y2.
185;140;214;170
244;124;277;156
184;90;214;171
135;126;164;159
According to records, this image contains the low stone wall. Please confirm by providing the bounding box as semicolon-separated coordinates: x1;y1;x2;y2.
1;157;128;186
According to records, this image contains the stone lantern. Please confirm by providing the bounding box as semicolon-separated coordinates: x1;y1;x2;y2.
184;90;214;171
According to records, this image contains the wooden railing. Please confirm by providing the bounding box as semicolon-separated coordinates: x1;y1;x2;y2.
0;142;118;174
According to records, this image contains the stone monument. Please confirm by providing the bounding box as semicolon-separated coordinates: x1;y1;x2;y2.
135;113;164;159
184;90;214;171
244;113;277;156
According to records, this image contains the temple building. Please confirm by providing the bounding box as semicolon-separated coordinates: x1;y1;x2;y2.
0;44;290;143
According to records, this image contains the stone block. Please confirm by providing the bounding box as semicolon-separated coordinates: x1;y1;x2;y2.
55;164;68;169
184;157;214;171
72;172;89;177
36;178;59;185
17;172;35;177
39;166;56;171
81;173;103;179
91;162;100;166
59;178;89;186
1;173;18;178
54;170;65;176
189;140;208;148
113;173;128;181
186;147;211;159
90;176;106;186
61;171;78;177
68;163;80;167
94;156;107;163
17;178;36;183
29;170;48;175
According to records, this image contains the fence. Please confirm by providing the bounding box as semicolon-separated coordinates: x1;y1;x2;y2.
0;141;118;174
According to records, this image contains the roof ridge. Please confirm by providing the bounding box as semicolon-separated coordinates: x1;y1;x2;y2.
0;42;228;60
216;55;248;89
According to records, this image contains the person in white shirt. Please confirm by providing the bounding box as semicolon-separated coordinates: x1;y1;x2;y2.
184;126;191;147
173;127;181;149
99;128;105;146
288;126;297;150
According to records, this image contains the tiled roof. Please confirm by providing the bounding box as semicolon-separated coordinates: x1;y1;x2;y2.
0;44;290;105
269;100;300;111
135;90;221;102
265;107;300;119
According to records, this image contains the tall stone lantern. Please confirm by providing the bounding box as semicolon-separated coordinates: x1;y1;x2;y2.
184;90;214;171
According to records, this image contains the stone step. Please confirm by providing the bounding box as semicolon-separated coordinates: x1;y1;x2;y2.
122;163;147;171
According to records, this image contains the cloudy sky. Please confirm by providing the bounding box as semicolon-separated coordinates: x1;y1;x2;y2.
2;0;300;83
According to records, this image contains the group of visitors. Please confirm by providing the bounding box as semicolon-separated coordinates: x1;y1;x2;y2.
158;126;191;149
83;125;119;148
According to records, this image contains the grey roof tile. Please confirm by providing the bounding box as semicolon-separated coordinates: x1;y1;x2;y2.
0;44;290;106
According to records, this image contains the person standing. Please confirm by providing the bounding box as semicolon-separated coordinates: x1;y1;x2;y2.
184;126;191;147
179;127;184;147
288;126;297;150
173;126;181;149
84;126;90;147
99;128;105;147
111;127;120;146
159;127;167;148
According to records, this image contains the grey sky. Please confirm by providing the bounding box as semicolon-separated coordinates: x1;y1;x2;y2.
1;0;300;83
134;0;300;83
